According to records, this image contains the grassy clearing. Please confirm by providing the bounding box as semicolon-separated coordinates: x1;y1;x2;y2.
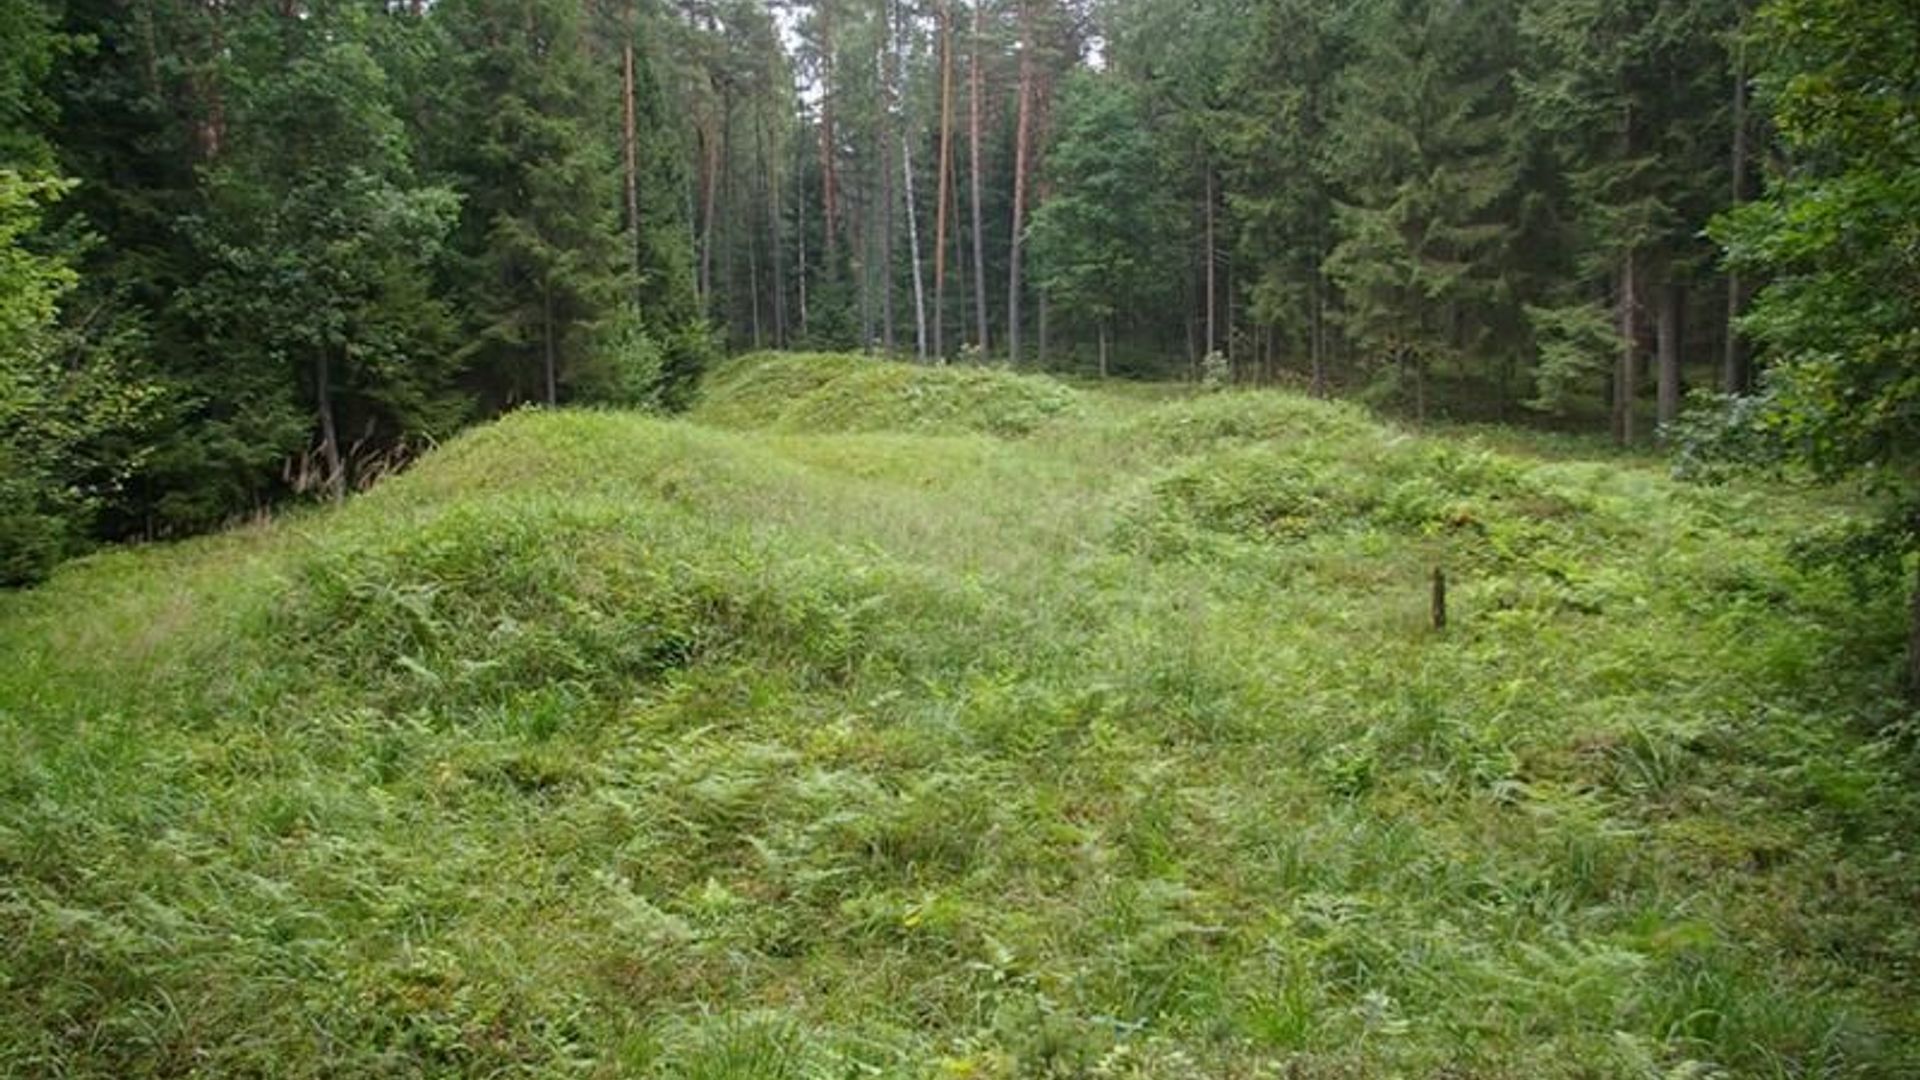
3;351;1917;1077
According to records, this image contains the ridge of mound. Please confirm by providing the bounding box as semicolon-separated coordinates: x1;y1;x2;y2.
693;351;1081;436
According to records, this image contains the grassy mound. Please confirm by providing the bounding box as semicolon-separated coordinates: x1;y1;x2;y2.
1121;439;1612;575
3;356;1917;1077
694;350;1080;436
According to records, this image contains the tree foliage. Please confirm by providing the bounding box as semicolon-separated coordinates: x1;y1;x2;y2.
1027;72;1175;371
1713;0;1920;482
0;0;1891;587
188;7;460;498
1324;0;1523;411
0;172;162;583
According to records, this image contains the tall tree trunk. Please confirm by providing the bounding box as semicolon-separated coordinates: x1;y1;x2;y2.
1310;273;1326;396
1037;291;1049;367
1657;281;1682;430
933;0;955;360
1412;352;1427;426
1098;319;1109;379
195;2;226;161
1615;253;1638;445
720;84;736;340
763;107;788;346
1203;162;1216;356
746;110;763;353
1032;65;1055;368
896;0;927;360
1006;0;1034;365
818;1;840;267
699;125;718;307
857;189;873;349
1614;97;1638;445
621;0;641;293
749;238;763;348
876;17;896;354
797;145;809;334
543;282;558;406
956;150;975;357
315;349;343;501
1225;250;1235;374
686;169;699;284
904;138;928;361
968;0;989;354
880;114;896;346
1724;25;1752;395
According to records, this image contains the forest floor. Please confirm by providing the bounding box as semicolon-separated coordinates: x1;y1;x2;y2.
4;352;1918;1077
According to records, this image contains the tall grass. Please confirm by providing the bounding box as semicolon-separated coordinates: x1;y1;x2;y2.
1;352;1915;1076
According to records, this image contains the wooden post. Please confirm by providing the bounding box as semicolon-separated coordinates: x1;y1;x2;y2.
1431;567;1447;632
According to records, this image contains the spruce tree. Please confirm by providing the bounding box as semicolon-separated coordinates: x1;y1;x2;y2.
1217;0;1344;391
1520;0;1737;439
1027;72;1174;377
1325;0;1523;421
435;0;629;408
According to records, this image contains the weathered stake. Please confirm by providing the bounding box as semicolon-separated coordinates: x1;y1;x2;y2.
1431;567;1448;632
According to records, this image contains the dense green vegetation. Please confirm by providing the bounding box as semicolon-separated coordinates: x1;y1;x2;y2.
5;0;1911;587
4;353;1917;1076
5;0;1920;1071
0;0;714;582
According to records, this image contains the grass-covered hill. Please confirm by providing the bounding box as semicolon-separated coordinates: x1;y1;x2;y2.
3;352;1917;1077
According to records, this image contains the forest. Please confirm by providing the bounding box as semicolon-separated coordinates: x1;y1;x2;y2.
3;0;1914;585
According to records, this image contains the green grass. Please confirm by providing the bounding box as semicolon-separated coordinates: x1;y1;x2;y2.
3;350;1917;1077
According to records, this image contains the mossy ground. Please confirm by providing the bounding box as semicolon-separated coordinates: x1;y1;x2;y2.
3;352;1917;1077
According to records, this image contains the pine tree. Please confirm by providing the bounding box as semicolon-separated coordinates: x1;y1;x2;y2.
1005;0;1034;365
966;0;989;354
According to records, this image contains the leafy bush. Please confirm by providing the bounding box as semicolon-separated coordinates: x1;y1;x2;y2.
0;172;164;585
